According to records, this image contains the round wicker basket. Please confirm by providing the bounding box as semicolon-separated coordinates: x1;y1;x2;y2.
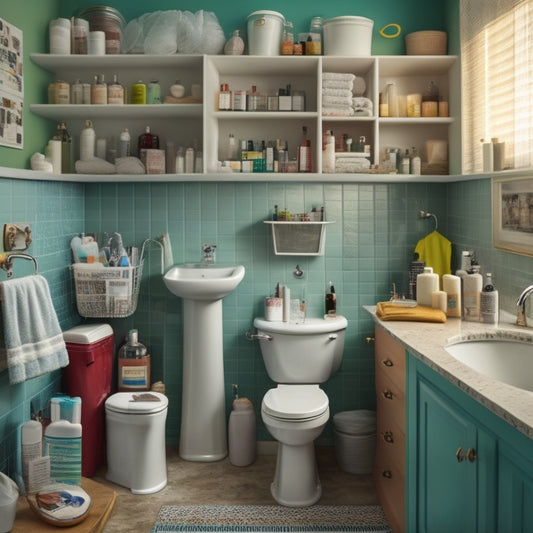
405;31;447;55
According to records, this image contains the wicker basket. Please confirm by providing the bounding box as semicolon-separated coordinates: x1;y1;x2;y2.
405;31;447;55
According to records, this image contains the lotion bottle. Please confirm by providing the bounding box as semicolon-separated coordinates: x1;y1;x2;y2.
442;274;461;317
325;281;336;317
416;267;439;307
463;266;483;321
79;120;95;161
481;272;499;324
44;419;82;485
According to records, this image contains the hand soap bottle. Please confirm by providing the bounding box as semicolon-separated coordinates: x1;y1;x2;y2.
325;281;336;318
481;272;499;324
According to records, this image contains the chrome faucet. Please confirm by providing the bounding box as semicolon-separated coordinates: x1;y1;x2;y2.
517;285;533;326
201;242;216;264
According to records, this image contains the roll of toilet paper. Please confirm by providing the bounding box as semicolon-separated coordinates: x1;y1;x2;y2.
265;297;283;321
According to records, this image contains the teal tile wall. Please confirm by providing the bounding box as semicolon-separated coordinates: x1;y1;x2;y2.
84;181;449;445
0;177;84;479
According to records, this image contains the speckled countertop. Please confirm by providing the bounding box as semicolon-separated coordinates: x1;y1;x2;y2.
365;306;533;440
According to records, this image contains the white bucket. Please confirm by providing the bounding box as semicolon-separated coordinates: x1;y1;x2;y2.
247;10;285;56
323;16;374;56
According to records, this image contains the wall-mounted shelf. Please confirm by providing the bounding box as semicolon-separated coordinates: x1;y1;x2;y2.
264;221;334;256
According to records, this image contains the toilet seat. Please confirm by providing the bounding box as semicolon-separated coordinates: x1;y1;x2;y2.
105;392;168;415
262;384;328;421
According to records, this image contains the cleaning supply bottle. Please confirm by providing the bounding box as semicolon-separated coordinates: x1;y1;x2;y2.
416;267;439;307
481;272;499;324
117;329;151;392
325;281;336;317
228;384;256;467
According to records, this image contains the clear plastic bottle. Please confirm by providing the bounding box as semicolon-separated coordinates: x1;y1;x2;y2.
281;21;294;55
325;281;336;317
118;329;150;391
308;16;323;55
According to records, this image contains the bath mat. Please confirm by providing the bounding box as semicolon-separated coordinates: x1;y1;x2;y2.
150;504;392;532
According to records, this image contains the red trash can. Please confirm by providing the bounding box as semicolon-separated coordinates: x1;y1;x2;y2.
62;324;114;477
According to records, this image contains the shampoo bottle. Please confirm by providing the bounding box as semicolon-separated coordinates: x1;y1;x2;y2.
442;274;462;317
416;267;439;307
44;419;82;485
79;119;95;161
481;272;499;324
325;281;336;317
463;266;483;321
21;420;43;492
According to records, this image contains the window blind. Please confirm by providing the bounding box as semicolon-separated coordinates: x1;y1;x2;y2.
461;0;533;173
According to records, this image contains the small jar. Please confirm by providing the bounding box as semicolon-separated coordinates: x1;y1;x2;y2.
281;21;294;55
79;6;125;54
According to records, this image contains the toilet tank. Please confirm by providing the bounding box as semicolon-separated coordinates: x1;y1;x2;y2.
253;317;347;383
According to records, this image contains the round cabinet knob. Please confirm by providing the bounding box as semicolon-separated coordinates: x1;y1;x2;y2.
456;446;477;463
383;390;394;400
382;358;394;367
382;431;394;443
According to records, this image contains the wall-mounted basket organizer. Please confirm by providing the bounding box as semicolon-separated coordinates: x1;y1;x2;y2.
72;263;143;318
264;221;334;256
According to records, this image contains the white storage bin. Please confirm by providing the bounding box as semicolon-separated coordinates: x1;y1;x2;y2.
333;410;376;474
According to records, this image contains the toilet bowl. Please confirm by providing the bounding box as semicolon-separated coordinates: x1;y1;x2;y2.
105;392;168;494
253;316;347;507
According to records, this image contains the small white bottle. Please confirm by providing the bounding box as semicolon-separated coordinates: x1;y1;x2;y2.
80;119;95;161
21;420;43;491
481;272;499;324
463;266;483;321
118;128;131;158
416;267;439;307
442;274;462;318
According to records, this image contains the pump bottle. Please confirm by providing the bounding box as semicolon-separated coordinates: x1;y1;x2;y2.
481;272;499;324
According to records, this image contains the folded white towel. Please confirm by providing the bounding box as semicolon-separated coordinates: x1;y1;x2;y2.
322;79;353;90
115;156;146;174
323;72;356;82
0;275;69;384
75;157;116;174
322;106;355;116
322;87;353;98
322;95;354;107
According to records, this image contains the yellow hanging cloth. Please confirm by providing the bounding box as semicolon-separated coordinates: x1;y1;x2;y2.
414;230;452;282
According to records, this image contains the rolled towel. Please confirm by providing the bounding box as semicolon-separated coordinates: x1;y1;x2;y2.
322;106;354;116
322;94;353;107
75;157;116;174
353;96;374;116
322;87;354;98
323;72;356;82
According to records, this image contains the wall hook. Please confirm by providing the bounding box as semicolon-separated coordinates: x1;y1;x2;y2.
293;264;304;278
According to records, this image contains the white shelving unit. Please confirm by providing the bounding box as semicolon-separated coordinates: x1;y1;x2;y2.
28;53;460;182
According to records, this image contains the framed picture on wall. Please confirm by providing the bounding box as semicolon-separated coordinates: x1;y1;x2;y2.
493;176;533;256
0;17;23;149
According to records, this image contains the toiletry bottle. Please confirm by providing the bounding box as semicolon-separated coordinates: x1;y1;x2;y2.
281;21;294;55
463;265;482;321
442;274;462;318
170;79;185;98
56;122;72;173
416;267;439;307
79;119;95;161
118;128;131;158
224;30;245;56
228;385;256;467
131;80;147;104
90;74;107;105
410;146;421;175
325;281;336;317
117;329;150;392
481;272;499;324
44;419;82;485
107;73;124;104
22;420;43;491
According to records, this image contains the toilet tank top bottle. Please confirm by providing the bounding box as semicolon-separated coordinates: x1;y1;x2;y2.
118;329;151;391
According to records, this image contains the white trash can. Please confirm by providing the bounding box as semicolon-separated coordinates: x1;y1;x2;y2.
333;410;376;474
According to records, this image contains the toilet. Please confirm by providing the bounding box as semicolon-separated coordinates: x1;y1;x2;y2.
253;316;347;507
105;392;168;494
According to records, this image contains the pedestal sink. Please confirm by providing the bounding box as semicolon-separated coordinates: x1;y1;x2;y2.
163;263;245;461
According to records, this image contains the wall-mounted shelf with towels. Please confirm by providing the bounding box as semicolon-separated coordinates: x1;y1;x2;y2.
264;221;334;256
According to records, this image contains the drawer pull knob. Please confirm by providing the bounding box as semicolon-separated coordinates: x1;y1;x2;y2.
383;390;394;400
382;470;392;479
383;431;394;443
382;359;394;367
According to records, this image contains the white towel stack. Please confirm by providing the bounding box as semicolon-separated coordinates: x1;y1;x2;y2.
322;73;355;116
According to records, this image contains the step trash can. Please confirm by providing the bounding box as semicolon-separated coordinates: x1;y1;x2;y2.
62;323;114;477
333;410;376;474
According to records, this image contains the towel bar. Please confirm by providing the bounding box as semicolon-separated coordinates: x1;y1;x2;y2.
0;252;39;278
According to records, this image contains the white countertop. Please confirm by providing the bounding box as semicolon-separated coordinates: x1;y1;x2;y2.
365;306;533;440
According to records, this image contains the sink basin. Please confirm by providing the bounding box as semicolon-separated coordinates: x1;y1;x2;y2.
445;333;533;391
163;263;245;301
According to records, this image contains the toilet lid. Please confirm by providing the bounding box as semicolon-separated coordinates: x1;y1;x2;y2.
262;385;328;420
105;392;168;414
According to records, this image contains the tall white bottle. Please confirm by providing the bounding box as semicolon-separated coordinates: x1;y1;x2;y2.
416;267;439;307
118;128;130;158
80;119;95;161
481;272;499;324
463;267;483;321
442;274;462;318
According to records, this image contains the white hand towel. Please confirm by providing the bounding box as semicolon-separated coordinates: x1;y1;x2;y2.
322;72;356;82
322;87;353;98
322;95;354;107
322;79;354;91
0;275;69;384
322;106;355;116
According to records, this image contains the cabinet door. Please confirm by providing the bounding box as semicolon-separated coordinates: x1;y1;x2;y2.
416;378;477;533
498;441;533;531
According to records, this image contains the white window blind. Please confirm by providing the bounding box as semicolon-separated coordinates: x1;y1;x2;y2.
461;0;533;173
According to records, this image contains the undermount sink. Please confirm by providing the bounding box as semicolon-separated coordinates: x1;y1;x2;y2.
445;332;533;392
163;263;245;301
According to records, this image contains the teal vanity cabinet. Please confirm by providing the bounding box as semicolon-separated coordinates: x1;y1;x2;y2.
407;353;533;532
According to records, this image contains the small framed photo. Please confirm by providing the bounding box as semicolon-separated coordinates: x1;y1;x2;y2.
493;176;533;256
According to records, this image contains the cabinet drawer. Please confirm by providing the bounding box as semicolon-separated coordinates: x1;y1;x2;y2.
376;368;405;429
375;325;405;387
374;458;405;533
375;421;405;473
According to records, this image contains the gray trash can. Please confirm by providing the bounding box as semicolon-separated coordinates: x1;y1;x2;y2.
333;410;376;474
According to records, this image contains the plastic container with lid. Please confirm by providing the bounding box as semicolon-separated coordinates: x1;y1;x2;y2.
247;10;285;56
333;410;376;474
323;16;374;56
79;5;126;54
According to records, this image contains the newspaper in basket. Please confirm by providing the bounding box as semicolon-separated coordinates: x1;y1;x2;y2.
72;262;143;318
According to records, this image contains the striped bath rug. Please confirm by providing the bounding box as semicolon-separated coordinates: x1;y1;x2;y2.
150;505;392;533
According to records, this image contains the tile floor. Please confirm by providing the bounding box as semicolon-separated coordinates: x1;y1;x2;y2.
95;446;379;533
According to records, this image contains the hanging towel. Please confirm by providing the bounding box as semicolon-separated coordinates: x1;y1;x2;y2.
414;230;452;282
0;275;69;384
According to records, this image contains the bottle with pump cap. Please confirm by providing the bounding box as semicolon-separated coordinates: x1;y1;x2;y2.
79;120;95;161
481;272;499;324
325;281;336;317
118;329;150;392
463;265;483;321
416;267;439;307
